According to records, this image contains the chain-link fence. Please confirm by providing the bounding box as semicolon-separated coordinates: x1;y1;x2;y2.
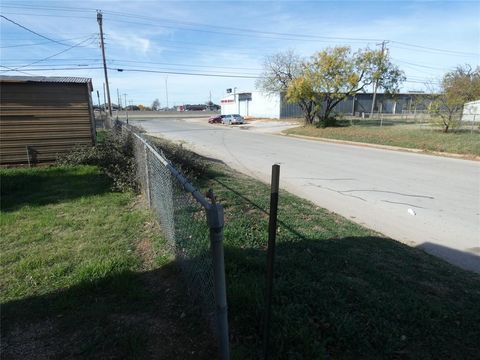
118;122;229;360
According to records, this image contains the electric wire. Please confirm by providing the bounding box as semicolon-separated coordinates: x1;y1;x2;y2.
0;36;96;73
0;14;73;46
0;35;97;48
1;4;477;56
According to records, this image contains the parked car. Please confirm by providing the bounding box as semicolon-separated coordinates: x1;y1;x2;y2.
208;114;223;123
222;114;245;125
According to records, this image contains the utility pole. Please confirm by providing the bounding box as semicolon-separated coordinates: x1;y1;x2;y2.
96;90;101;112
117;88;121;109
96;90;104;129
97;10;112;118
124;93;128;124
165;76;169;109
102;83;107;113
370;40;389;120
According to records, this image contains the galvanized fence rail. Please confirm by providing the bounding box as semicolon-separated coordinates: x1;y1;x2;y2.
116;122;229;360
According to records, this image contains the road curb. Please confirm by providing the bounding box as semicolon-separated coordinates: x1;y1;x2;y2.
281;133;480;161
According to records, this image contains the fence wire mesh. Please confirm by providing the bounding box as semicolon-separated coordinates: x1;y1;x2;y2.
129;125;216;318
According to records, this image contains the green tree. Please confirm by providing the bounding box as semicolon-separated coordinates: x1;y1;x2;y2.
286;46;404;126
429;65;480;132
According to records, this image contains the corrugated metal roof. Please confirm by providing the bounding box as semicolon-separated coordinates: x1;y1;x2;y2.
0;75;92;85
0;75;93;92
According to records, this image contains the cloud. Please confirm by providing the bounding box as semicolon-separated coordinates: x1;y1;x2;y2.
107;30;151;55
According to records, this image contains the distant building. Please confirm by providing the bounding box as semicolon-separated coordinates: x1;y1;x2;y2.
0;76;95;166
221;90;433;119
221;91;281;118
176;104;219;112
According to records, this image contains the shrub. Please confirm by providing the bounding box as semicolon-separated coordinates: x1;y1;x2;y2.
148;137;208;179
58;127;138;192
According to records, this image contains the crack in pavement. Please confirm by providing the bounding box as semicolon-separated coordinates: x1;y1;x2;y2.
306;183;434;205
381;200;427;209
341;189;434;199
306;183;367;202
286;177;356;181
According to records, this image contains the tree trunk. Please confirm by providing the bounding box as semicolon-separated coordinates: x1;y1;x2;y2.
299;100;315;125
319;99;337;127
443;115;452;133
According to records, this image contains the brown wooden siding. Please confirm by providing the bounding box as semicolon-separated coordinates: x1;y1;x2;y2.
0;82;95;165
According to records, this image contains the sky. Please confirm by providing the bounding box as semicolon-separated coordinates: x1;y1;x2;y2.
1;0;479;107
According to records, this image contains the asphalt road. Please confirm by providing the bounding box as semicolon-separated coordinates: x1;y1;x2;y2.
130;114;480;273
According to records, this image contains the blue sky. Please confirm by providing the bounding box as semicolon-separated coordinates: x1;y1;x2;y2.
1;0;479;107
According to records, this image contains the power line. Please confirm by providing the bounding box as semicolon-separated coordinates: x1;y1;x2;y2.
389;44;478;58
0;10;376;48
0;61;258;76
0;35;98;48
1;3;94;13
108;59;261;71
0;66;260;78
0;66;103;71
2;65;441;88
390;40;478;57
1;58;259;72
0;65;34;75
104;10;381;43
0;56;458;77
391;58;452;71
110;67;261;78
0;14;72;46
2;4;478;57
0;36;96;73
1;5;381;43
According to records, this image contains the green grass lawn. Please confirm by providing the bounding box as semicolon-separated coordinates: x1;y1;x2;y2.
0;165;214;359
284;124;480;156
3;143;480;359
149;136;480;360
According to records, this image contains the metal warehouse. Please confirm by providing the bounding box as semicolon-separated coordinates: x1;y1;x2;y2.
221;90;431;119
0;76;96;166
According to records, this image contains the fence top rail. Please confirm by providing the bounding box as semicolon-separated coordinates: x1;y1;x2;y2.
120;121;212;210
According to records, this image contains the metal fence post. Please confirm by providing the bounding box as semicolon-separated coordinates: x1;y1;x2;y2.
143;144;151;207
263;164;280;360
208;203;230;360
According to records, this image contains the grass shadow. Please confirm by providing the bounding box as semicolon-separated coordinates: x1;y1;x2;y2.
0;166;111;212
225;236;480;359
197;165;480;358
1;262;216;360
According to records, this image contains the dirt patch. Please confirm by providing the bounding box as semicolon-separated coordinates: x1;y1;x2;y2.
137;237;157;269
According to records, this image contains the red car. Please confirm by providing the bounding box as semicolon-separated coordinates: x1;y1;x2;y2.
208;115;224;123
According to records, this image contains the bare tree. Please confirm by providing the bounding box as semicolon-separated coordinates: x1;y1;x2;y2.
256;50;316;124
428;65;480;132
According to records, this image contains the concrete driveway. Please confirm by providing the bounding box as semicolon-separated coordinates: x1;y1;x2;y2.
129;114;480;273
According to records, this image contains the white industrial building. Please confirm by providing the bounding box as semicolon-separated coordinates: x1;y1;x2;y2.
221;91;281;118
221;90;433;119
